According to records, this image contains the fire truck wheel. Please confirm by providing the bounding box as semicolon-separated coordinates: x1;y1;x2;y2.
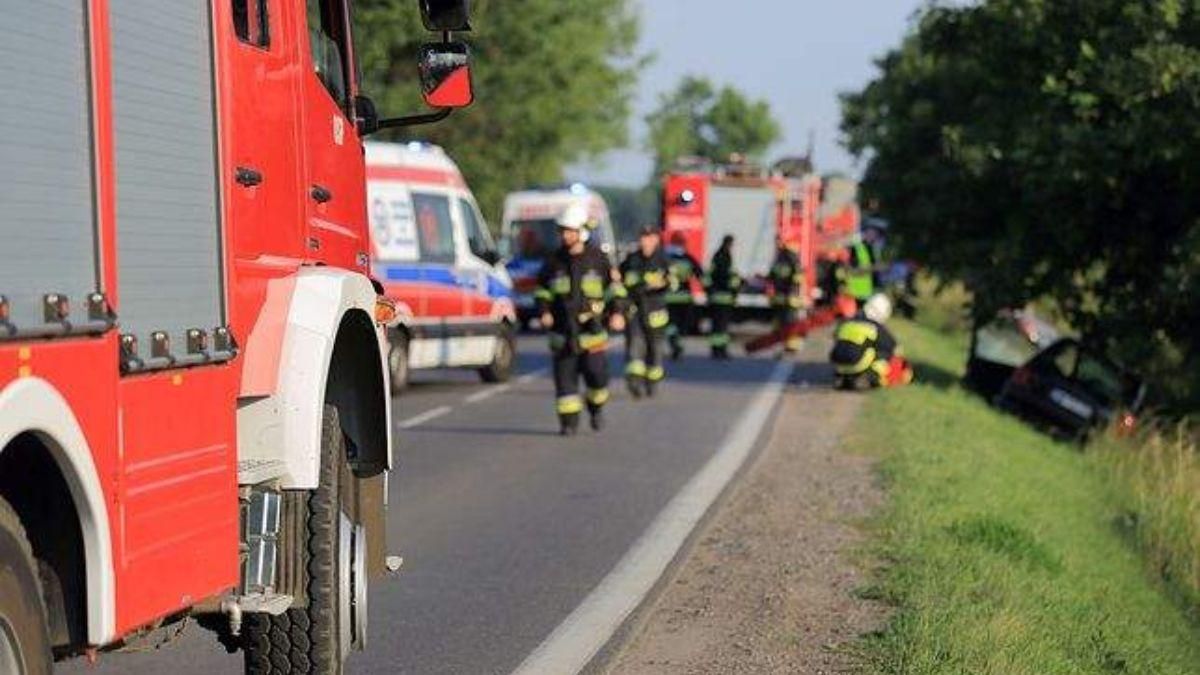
388;333;410;395
243;407;359;675
0;497;53;675
479;328;516;384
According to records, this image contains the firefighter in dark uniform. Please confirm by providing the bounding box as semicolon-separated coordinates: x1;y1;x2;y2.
769;236;805;354
536;205;626;435
621;226;672;398
830;295;912;389
705;235;740;359
664;231;704;360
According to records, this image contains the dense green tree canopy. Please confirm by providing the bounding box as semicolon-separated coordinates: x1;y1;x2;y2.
646;76;782;178
842;0;1200;409
355;0;644;219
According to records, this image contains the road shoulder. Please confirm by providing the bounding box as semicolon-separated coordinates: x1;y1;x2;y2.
605;380;887;674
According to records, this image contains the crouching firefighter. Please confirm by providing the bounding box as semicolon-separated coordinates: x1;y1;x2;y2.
664;231;704;360
829;296;914;389
621;226;672;398
537;205;626;435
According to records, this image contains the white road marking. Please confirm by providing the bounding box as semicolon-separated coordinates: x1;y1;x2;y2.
396;405;452;430
517;367;550;385
465;384;512;404
511;360;796;675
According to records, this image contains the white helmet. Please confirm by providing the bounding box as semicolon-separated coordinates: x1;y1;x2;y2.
863;294;893;324
557;204;590;231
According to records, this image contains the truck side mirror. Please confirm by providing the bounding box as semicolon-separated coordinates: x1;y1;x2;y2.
418;42;473;109
420;0;471;31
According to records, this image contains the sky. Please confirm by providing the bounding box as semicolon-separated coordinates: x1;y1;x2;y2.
566;0;927;187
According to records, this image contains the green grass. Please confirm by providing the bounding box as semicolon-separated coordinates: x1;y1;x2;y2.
853;318;1200;675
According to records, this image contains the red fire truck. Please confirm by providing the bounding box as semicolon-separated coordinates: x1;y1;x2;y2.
0;1;472;672
661;158;825;321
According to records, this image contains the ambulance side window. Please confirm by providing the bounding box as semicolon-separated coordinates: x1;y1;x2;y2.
233;0;270;47
459;199;497;262
306;0;349;106
412;192;456;264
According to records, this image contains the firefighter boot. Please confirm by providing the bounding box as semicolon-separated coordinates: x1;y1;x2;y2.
645;366;664;398
625;361;647;399
669;333;684;361
559;413;580;436
589;406;605;432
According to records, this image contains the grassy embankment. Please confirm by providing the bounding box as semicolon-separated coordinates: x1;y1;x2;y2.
852;316;1200;674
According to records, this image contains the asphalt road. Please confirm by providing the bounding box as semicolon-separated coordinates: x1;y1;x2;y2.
61;334;819;675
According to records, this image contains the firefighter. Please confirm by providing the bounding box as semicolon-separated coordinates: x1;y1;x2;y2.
838;233;878;303
769;235;805;354
536;205;626;435
621;225;672;398
664;231;704;360
829;295;913;389
705;235;740;359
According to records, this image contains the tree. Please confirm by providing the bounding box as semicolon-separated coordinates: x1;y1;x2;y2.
646;76;781;178
841;1;1200;410
355;0;645;220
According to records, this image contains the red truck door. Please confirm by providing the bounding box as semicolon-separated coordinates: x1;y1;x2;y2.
224;0;305;292
108;0;239;630
301;0;368;272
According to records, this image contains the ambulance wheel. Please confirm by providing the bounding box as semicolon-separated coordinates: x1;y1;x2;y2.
479;328;515;383
388;333;410;395
0;497;53;675
244;407;365;675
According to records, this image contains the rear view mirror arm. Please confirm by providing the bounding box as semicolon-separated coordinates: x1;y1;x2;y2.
375;108;453;131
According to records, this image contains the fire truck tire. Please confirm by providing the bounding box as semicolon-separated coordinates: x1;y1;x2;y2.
243;407;356;675
479;328;516;383
388;333;410;395
0;497;53;675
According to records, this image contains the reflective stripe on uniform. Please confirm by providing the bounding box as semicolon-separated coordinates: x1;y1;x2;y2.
646;365;665;382
557;394;584;415
581;277;605;298
666;291;692;304
626;359;647;377
709;332;731;347
834;347;877;375
834;320;878;346
586;388;610;406
534;288;554;302
647;309;670;329
623;270;641;287
551;276;571;295
709;292;735;305
579;332;608;352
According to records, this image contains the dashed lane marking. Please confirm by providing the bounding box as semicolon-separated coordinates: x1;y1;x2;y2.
396;405;453;430
465;384;512;404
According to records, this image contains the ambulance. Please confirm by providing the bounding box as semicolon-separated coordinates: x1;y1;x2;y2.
500;185;617;328
367;142;516;392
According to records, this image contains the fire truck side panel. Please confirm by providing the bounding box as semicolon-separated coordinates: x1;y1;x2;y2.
236;269;391;489
0;3;101;330
116;367;239;633
706;185;779;278
662;176;710;266
110;0;227;364
0;339;119;645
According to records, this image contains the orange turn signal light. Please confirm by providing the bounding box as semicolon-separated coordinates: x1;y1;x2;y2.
375;297;398;324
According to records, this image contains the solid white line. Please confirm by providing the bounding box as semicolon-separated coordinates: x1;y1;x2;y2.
516;367;550;385
465;384;512;404
510;360;796;675
396;405;453;430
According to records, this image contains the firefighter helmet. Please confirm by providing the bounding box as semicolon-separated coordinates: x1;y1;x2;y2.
557;204;590;230
863;294;893;324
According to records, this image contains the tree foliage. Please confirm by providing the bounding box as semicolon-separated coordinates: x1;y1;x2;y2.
842;0;1200;409
355;0;644;220
646;76;782;177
